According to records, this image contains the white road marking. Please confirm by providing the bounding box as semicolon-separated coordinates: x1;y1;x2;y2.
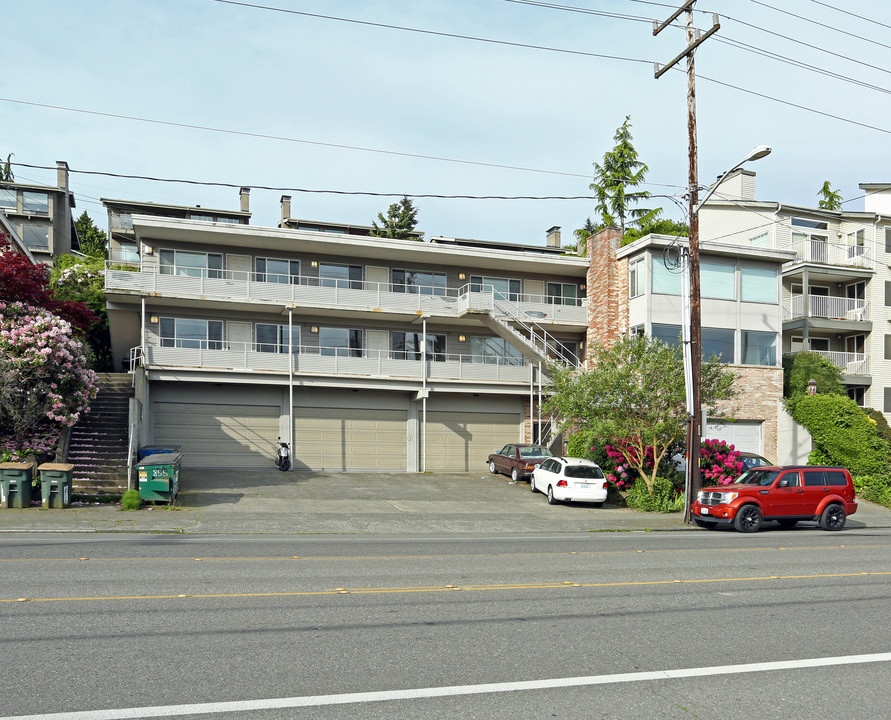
5;652;890;720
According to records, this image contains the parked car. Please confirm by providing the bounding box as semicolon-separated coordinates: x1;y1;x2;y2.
531;457;608;506
487;444;552;482
737;451;772;471
691;465;857;533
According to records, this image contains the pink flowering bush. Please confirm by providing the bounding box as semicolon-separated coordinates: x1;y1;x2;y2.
699;438;744;486
0;301;98;462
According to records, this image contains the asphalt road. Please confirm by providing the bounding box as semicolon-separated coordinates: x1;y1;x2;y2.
2;530;890;719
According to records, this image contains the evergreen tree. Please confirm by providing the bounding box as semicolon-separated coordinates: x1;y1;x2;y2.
817;180;843;211
0;153;13;181
370;196;422;240
74;211;108;258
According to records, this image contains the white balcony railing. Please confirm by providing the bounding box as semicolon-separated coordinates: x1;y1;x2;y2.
787;238;873;269
143;342;534;383
792;349;870;376
105;264;588;323
784;295;870;322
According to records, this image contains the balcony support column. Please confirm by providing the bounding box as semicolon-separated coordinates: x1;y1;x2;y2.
288;306;294;470
801;268;810;348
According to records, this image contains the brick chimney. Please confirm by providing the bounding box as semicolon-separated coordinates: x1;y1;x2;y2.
546;226;562;247
586;226;623;357
239;187;250;213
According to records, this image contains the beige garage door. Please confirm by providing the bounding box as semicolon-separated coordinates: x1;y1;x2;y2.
425;411;522;472
154;402;279;467
293;408;407;470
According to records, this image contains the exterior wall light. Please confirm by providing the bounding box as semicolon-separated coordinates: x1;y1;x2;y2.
310;326;319;334
458;273;466;280
458;334;466;343
311;261;318;268
149;315;159;324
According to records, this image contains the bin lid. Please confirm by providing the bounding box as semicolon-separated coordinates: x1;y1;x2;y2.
38;463;75;471
0;462;33;470
137;452;183;466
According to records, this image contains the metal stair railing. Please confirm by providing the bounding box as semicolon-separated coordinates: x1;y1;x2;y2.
490;296;582;368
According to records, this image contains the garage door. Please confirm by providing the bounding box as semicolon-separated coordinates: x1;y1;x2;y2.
424;411;523;472
705;420;764;456
153;402;279;467
293;408;407;470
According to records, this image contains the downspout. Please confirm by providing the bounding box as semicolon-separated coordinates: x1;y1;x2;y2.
288;306;294;471
529;366;534;443
422;318;427;473
537;361;542;447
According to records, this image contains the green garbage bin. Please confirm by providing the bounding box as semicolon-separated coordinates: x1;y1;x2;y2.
0;462;35;509
38;463;75;509
137;452;182;504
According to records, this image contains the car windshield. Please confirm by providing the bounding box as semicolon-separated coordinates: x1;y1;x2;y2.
520;447;551;459
564;465;604;479
734;469;781;487
740;456;770;470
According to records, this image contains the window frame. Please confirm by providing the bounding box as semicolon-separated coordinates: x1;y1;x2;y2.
255;323;300;354
159;317;223;350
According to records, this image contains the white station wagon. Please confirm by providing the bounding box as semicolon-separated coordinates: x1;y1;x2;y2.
531;457;608;506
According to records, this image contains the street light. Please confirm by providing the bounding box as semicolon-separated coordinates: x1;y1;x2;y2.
683;144;772;523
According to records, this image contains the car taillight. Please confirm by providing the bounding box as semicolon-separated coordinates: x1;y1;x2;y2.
557;480;568;487
524;465;535;471
602;482;607;489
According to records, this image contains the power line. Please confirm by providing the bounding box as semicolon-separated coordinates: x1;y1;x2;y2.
807;0;891;32
748;0;891;51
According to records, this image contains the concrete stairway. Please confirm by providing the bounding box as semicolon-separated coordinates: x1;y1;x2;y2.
67;373;133;495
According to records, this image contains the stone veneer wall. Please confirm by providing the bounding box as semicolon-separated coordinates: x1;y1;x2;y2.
585;227;625;360
713;365;783;463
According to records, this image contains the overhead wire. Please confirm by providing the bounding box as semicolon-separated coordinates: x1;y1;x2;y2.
749;0;891;50
807;0;891;31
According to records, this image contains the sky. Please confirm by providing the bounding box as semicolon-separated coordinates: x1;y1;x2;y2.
3;0;891;245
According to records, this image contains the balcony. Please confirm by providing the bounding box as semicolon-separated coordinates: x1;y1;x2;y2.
104;264;588;323
787;238;873;269
791;349;870;376
783;295;870;322
142;342;534;384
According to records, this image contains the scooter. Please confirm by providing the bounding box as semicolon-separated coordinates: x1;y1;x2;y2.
275;438;291;471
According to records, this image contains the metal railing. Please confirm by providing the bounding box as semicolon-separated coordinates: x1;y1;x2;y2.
790;349;870;375
784;295;870;322
787;238;873;269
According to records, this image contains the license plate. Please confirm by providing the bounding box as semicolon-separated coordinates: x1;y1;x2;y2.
577;483;590;489
701;508;709;515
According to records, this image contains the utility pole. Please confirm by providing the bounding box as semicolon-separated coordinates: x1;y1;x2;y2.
653;1;720;522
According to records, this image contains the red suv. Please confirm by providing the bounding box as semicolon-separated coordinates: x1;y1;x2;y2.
691;466;857;533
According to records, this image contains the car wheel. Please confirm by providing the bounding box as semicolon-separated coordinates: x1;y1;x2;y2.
530;475;537;493
820;503;846;531
488;461;497;474
547;486;559;505
733;504;763;533
778;519;798;529
511;468;520;483
693;518;717;529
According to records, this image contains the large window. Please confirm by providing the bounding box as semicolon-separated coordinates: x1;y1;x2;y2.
159;250;223;278
391;269;446;295
256;258;300;284
159;318;222;349
22;191;48;214
22;224;50;250
651;323;682;350
702;328;734;362
0;188;16;209
319;327;363;357
629;257;644;298
741;267;777;303
256;324;299;353
116;241;139;264
390;332;446;360
651;258;682;295
701;262;735;300
470;275;521;301
741;331;776;366
319;263;362;289
546;282;580;306
469;336;524;365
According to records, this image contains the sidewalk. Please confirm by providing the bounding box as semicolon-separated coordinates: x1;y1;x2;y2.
1;469;889;534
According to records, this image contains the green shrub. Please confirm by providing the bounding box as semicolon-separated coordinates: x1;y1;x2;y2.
864;408;891;447
120;489;141;511
625;477;685;513
788;394;891;476
853;475;891;509
565;429;611;468
783;351;844;398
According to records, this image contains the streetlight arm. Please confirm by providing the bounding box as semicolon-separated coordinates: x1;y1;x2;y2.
693;145;771;214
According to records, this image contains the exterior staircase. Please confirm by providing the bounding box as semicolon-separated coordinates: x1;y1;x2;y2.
67;373;133;495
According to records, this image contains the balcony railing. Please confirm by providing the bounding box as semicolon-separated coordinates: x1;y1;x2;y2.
787;238;873;269
143;342;534;383
784;295;870;322
791;349;870;376
105;264;588;323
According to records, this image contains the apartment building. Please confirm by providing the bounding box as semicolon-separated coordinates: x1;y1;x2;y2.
0;161;77;264
585;227;795;463
103;193;589;471
699;170;890;414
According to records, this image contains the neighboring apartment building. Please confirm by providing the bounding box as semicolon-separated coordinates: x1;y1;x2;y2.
0;161;77;264
102;193;588;471
585;227;795;463
699;170;890;415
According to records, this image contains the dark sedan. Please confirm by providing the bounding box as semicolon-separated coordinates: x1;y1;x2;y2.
487;444;553;482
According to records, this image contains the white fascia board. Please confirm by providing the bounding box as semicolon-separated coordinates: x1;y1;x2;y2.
131;216;589;277
616;233;796;264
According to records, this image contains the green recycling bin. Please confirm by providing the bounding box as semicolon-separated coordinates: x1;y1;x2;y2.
38;463;74;509
137;452;182;504
0;462;34;509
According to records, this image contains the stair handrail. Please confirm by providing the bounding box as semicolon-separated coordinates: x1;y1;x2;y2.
490;296;582;368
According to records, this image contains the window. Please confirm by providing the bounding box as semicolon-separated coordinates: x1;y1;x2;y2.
803;472;825;487
749;232;769;247
629;324;645;338
810;337;829;352
217;216;242;224
0;187;15;209
780;472;800;487
256;258;300;284
651;257;682;295
22;224;50;250
159;318;222;349
848;386;865;406
741;267;777;303
791;218;829;263
884;334;891;361
791;217;829;230
741;331;776;366
885;388;891;414
319;327;363;357
629;257;644;298
319;263;362;289
391;269;446;295
546;282;580;306
159;250;223;278
22;191;48;213
551;341;580;364
116;241;139;264
390;332;446;360
651;323;682;349
469;336;524;365
190;213;213;222
885;227;891;254
702;328;734;362
256;324;299;354
701;262;735;300
470;276;521;301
